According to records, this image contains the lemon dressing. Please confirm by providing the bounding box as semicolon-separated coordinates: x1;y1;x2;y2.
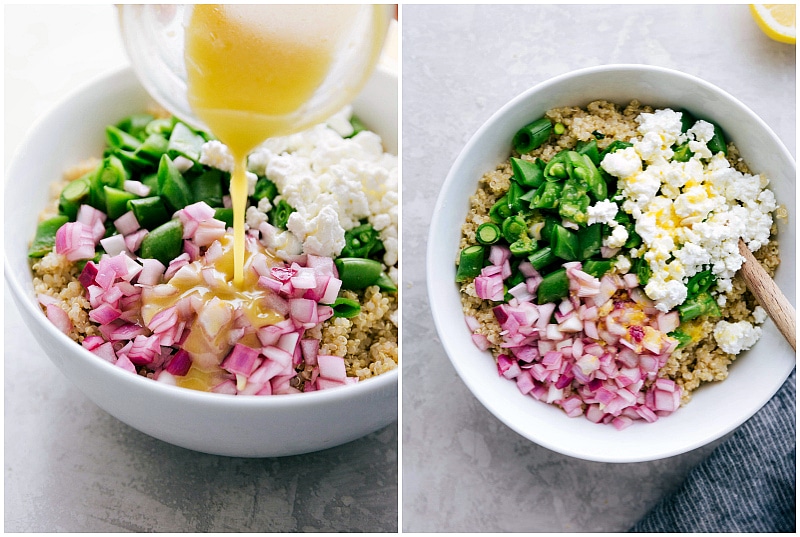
184;4;380;287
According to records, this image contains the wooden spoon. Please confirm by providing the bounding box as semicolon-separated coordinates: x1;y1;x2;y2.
737;238;796;351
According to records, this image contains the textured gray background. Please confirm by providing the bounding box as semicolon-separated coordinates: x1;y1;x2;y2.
4;4;397;532
400;3;795;533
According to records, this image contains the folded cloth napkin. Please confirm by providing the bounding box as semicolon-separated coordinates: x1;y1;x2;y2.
629;368;795;533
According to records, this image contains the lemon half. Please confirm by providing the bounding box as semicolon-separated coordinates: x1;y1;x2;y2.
750;4;796;44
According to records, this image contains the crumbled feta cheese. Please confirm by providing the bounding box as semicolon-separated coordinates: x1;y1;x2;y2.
614;255;632;274
603;107;776;312
752;306;768;325
604;225;628;248
587;200;618;226
713;320;762;355
199;141;234;172
601;146;641;178
645;276;688;313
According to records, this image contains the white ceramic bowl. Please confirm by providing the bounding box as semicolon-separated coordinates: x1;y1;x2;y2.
4;65;398;458
427;64;795;463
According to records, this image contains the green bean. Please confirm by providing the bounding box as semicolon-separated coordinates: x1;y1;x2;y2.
551;225;579;261
335;257;384;289
135;133;170;162
89;156;128;210
145;117;177;138
558;177;590;225
537;268;569;304
531;181;562;210
582;259;612;278
270;200;295;230
678;109;697;133
58;176;91;220
331;297;361;318
139;219;184;265
510;237;537;256
476;222;501;245
599;140;633;160
686;269;716;297
576;139;601;166
668;330;693;348
706;122;727;156
106;125;142;152
116;113;155;139
506;181;525;213
576;153;607;201
127;196;170;230
511;157;545;189
157;154;192;212
577;224;602;260
28;215;69;258
456;245;485;282
528;246;556;271
346;115;367;139
341;223;384;258
513;117;552;154
167;122;206;163
489;195;513;224
678;292;721;322
375;272;398;292
502;215;527;243
253;176;278;202
672;142;693;162
104;186;139;220
633;257;651;286
214;207;234;228
191;169;224;207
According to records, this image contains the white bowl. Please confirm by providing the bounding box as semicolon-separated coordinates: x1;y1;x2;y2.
4;65;398;458
427;64;795;463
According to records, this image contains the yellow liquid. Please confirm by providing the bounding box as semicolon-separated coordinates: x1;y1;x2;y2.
184;4;375;287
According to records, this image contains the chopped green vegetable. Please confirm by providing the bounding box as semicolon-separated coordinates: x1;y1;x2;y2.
58;177;91;220
252;176;278;202
270;199;295;229
513;117;553;154
476;222;501;245
214;207;234;228
157;155;192;212
456;245;485;282
190;169;224;207
537;268;569;304
489;195;513;224
28;215;69;258
678;292;721;322
167;122;206;163
334;257;384;290
331;296;361;318
127;196;170;230
139;219;184;266
511;157;545;189
341;222;384;258
528;246;556;271
104;186;139;220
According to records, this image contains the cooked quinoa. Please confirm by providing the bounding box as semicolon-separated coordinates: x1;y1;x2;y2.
458;100;780;405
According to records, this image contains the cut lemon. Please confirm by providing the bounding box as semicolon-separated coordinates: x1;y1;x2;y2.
750;4;796;44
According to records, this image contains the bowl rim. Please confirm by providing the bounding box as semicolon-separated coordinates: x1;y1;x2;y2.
427;63;795;463
4;64;399;411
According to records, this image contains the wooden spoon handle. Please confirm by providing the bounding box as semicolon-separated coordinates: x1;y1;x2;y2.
738;238;796;351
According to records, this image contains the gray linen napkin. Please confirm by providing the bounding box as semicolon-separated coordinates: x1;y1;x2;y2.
630;369;796;533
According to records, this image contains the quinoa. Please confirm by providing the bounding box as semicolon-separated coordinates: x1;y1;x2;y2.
458;100;781;405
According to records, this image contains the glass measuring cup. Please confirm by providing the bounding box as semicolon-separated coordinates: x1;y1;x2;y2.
117;4;392;138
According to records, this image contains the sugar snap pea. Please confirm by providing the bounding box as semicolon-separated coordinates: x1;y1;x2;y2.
537;268;569;304
476;222;501;245
456;245;485;282
513;117;552;154
29;215;70;258
157;154;192;212
511;157;545;189
531;181;562;210
331;297;361;318
335;257;390;290
58;177;91;220
139;219;183;265
104;186;139;220
127;196;170;230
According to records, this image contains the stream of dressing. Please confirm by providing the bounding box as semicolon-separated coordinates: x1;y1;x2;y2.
144;5;381;390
